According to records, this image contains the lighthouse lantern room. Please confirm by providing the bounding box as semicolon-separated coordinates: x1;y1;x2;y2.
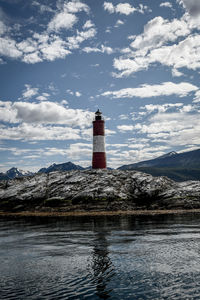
92;109;107;169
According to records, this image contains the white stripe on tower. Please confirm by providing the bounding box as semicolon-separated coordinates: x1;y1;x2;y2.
93;136;105;153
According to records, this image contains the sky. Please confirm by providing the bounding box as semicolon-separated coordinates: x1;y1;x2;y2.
0;0;200;172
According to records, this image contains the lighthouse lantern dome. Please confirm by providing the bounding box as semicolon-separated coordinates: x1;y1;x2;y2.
95;109;103;120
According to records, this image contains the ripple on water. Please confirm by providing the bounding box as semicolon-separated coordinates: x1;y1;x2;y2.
1;215;200;299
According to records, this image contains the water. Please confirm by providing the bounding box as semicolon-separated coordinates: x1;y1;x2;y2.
1;214;200;299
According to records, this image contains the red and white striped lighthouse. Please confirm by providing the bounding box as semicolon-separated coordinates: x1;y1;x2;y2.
92;109;106;169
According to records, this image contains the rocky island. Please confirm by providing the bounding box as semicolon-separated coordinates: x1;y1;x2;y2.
0;169;200;216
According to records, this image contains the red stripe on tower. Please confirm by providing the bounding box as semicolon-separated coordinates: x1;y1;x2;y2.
92;109;106;169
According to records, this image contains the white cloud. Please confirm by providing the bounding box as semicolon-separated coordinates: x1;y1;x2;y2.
112;15;200;77
131;16;190;51
13;101;93;127
0;100;93;129
40;37;71;61
114;20;124;27
115;3;136;15
67;28;97;49
119;114;129;120
172;68;184;77
102;82;198;99
36;93;50;101
117;125;134;132
22;84;39;99
135;111;200;147
83;44;113;54
0;101;17;123
83;20;94;29
0;123;81;141
32;1;54;13
193;90;200;102
142;103;184;114
48;12;77;32
103;2;136;15
103;2;115;13
22;52;42;64
0;20;8;35
160;2;173;8
177;0;200;16
0;1;95;64
0;37;22;59
17;38;37;53
48;1;89;32
51;143;92;159
62;1;90;14
75;91;81;97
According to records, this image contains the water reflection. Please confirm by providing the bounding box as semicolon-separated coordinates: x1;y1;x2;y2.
92;231;114;299
1;214;200;299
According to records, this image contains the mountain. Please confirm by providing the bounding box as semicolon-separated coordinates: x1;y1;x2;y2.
118;149;200;181
0;172;9;181
38;161;84;173
6;167;33;179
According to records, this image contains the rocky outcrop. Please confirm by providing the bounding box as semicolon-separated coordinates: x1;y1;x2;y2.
0;169;200;212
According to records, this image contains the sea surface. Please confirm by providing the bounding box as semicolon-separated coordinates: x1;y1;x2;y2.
1;213;200;299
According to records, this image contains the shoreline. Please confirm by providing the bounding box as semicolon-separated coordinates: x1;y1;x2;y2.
1;208;200;217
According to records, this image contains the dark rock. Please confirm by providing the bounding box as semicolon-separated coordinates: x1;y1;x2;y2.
0;169;199;212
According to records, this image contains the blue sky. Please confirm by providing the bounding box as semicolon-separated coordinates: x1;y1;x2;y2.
0;0;200;171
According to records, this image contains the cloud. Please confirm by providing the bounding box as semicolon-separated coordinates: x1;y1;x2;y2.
114;20;124;28
22;84;39;99
75;91;81;97
40;36;71;61
141;103;184;114
67;28;97;49
0;37;22;59
47;1;89;32
135;110;200;147
103;2;115;13
0;123;81;141
178;0;200;16
172;68;184;77
117;125;134;132
0;1;96;64
32;1;53;13
83;44;113;54
0;100;93;129
0;20;8;35
83;20;94;29
131;16;190;50
102;82;198;99
13;101;93;126
0;101;17;123
160;2;173;8
103;2;136;15
112;15;200;77
36;93;50;101
193;90;200;102
22;52;42;64
48;12;77;32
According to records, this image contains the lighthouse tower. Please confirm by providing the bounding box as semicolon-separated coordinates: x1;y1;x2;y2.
92;109;106;169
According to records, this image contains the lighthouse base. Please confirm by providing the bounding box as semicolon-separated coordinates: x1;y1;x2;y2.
92;152;106;169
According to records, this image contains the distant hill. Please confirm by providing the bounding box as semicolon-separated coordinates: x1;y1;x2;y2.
0;173;9;181
0;162;84;181
6;167;33;179
118;149;200;181
38;162;84;173
0;167;34;180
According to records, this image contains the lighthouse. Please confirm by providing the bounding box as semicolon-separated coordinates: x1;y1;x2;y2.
92;109;107;169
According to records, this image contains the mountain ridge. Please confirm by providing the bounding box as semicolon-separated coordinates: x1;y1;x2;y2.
0;148;199;182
